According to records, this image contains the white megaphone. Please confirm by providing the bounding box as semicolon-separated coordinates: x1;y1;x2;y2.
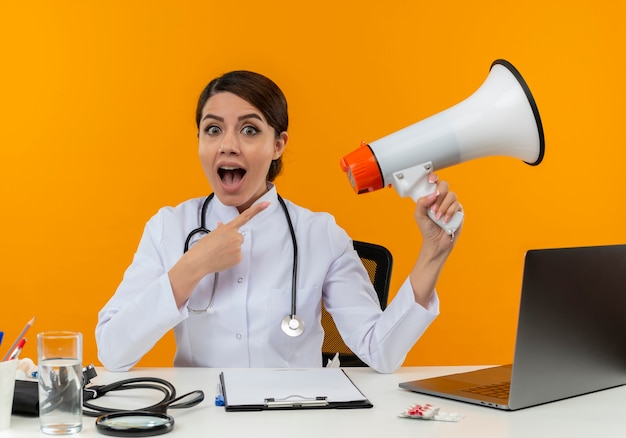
340;59;545;235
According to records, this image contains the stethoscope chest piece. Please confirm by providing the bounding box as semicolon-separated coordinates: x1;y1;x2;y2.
281;315;305;337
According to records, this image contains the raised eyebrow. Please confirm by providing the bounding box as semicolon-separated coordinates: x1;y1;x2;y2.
201;113;223;123
238;113;264;123
200;113;263;124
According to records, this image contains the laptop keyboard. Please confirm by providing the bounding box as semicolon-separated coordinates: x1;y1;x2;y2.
462;381;511;399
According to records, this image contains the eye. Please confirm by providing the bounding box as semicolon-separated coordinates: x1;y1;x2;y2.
241;125;259;136
204;125;221;135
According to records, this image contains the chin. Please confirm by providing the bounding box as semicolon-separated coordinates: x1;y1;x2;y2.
215;191;254;211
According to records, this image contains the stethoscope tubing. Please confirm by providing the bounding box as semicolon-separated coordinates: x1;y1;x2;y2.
277;195;298;319
83;377;205;417
184;193;302;336
183;193;214;253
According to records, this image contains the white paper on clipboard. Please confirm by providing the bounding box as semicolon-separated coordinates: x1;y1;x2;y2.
220;368;371;409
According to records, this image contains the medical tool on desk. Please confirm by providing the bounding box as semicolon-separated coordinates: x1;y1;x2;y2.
14;364;205;435
340;59;545;236
85;365;204;436
184;192;305;337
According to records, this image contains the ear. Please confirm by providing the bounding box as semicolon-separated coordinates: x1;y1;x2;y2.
273;131;288;160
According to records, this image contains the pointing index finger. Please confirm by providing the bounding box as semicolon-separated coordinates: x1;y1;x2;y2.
229;201;270;229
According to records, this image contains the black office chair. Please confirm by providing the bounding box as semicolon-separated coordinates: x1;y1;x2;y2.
321;240;393;367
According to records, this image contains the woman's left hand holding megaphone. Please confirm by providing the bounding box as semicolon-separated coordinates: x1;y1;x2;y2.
409;172;463;307
414;172;463;246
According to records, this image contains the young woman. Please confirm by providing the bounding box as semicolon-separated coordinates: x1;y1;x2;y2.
96;70;463;373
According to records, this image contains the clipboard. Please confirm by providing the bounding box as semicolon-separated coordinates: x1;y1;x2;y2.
219;368;373;411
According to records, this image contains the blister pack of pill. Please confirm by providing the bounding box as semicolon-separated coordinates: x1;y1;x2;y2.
399;403;464;422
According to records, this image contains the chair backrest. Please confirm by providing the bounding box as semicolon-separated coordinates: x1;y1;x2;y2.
321;240;393;367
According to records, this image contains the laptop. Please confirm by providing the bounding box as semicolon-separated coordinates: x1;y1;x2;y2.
400;244;626;410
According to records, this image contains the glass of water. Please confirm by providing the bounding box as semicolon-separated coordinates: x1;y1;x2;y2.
37;331;83;435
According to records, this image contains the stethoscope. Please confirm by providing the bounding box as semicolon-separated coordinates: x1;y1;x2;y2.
183;193;304;337
80;364;205;436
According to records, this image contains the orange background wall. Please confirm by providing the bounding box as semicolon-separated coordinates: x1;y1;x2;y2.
1;1;625;368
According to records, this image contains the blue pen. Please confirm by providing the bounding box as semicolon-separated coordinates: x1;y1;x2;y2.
0;331;4;348
215;383;225;406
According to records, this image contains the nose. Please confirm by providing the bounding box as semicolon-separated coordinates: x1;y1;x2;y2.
219;130;240;154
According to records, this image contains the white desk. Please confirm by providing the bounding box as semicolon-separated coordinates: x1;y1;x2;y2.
3;366;625;437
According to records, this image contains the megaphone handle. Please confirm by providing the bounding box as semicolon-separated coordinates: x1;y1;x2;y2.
392;163;464;236
428;209;464;236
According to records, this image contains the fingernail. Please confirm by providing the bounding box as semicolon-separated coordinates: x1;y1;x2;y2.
429;191;440;214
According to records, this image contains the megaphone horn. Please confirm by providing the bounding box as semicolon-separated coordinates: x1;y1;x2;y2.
340;59;545;235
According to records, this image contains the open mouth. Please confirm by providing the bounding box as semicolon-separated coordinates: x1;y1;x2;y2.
218;166;246;185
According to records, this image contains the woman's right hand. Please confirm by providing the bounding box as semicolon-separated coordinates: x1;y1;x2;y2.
169;201;269;307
